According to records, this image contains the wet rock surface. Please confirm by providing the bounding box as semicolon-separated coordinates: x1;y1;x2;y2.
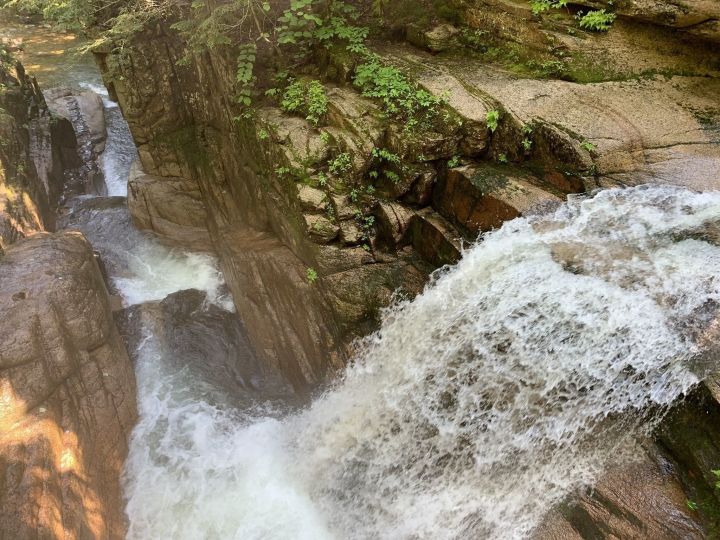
115;288;295;407
0;232;137;540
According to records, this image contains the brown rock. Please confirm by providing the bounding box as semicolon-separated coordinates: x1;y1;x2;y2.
0;232;137;540
407;208;462;266
375;201;415;247
127;160;212;251
297;184;327;212
305;214;339;244
434;165;561;237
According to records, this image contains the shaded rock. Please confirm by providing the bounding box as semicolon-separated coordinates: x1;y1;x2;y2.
216;228;347;391
375;201;415;247
407;208;462;266
403;166;437;206
258;108;329;169
44;87;106;155
305;214;339;244
0;232;137;540
406;23;460;53
574;0;720;43
44;87;106;196
127;160;211;251
0;61;72;249
115;289;295;407
325;86;384;145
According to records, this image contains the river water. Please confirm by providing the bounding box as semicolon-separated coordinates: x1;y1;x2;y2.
7;22;720;540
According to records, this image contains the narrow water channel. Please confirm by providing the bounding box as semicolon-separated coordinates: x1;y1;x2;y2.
8;22;720;540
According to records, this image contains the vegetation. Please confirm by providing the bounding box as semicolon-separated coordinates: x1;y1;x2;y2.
486;109;500;132
353;59;444;128
281;79;328;125
578;9;616;32
306;267;318;283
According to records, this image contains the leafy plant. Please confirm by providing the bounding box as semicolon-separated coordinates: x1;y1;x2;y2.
306;267;319;283
578;9;616;31
486;109;500;132
529;0;567;15
384;170;400;184
371;147;401;165
521;138;533;151
687;500;699;511
281;79;328;125
498;153;508;164
353;58;443;128
448;155;461;168
329;152;352;175
581;140;596;152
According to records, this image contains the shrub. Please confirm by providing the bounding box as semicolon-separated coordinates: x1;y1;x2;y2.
281;79;328;126
578;9;616;31
353;58;443;127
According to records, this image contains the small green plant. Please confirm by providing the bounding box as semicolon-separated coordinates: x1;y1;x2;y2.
281;79;328;126
306;267;319;284
498;153;508;164
235;43;257;107
711;469;720;489
448;155;461;168
329;152;353;175
349;188;360;203
317;172;328;187
529;0;567;15
486;110;500;132
521;138;533;151
371;147;401;165
384;170;401;184
687;500;699;511
365;185;376;195
320;131;331;144
581;140;596;152
275;166;291;176
353;58;443;128
258;128;269;141
578;9;616;31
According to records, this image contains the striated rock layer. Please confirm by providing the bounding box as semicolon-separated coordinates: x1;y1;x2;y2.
0;232;137;540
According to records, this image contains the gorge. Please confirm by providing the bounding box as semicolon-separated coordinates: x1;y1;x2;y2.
2;1;720;539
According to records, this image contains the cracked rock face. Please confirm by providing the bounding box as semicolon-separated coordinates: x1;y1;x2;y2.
0;232;137;540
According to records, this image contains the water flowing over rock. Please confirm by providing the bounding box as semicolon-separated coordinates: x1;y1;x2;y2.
118;185;720;539
0;232;137;539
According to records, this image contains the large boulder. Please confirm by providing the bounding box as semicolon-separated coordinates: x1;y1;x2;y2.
44;87;107;196
0;232;137;540
127;160;212;250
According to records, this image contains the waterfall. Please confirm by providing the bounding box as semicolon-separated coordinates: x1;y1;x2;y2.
120;185;720;539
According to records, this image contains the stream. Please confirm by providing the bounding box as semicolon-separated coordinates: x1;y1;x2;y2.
7;22;720;540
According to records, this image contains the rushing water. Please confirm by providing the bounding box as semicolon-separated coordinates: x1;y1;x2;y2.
12;23;720;540
124;186;720;540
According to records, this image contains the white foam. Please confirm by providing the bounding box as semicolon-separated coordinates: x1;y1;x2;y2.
123;185;720;539
113;240;234;310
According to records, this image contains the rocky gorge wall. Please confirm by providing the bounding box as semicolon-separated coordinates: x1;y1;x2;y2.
0;51;137;539
91;0;720;535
